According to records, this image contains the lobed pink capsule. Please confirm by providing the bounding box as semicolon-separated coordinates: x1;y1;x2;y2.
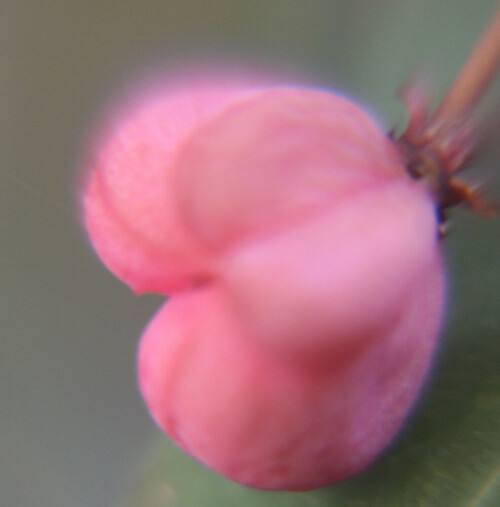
82;76;445;490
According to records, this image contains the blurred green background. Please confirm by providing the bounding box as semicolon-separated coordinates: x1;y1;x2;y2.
1;1;499;506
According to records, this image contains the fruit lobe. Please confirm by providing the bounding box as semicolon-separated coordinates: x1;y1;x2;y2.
82;76;445;490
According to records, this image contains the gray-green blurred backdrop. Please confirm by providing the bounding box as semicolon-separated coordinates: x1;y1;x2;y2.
1;1;499;506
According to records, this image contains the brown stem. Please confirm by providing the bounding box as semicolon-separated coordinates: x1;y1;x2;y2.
428;3;500;131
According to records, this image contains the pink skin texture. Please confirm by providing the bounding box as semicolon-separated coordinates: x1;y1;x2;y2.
82;76;445;491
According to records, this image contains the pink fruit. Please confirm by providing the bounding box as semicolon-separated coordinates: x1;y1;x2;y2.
82;77;444;490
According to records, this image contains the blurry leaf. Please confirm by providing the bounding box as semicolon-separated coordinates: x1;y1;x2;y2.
127;437;336;507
